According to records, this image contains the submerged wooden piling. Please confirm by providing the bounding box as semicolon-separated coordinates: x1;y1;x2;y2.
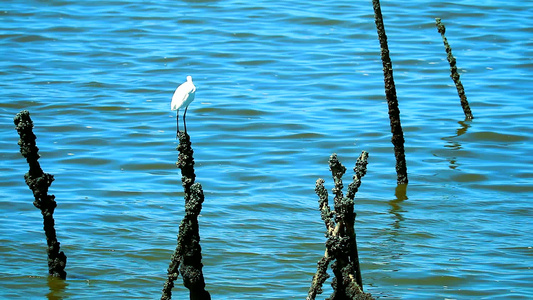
162;131;210;300
371;0;408;185
13;110;67;279
435;18;474;120
307;151;374;300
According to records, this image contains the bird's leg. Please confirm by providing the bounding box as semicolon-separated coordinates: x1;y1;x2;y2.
176;109;180;139
183;106;189;134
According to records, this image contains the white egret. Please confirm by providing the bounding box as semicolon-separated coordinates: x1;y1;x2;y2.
171;75;196;136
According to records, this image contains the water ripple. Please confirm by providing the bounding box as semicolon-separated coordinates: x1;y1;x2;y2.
1;0;532;299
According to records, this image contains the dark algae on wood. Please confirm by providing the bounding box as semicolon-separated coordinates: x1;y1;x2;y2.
371;0;408;185
307;151;374;300
435;18;474;120
14;110;67;279
162;131;210;300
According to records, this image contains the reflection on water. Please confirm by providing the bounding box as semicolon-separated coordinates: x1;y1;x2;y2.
0;0;531;298
389;184;407;230
46;276;66;300
442;120;471;169
385;185;408;266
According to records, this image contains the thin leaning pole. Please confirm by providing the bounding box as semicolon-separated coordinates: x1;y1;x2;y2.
372;0;408;185
435;18;474;120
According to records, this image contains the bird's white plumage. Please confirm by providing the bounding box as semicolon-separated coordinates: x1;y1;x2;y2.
171;76;196;135
171;75;196;111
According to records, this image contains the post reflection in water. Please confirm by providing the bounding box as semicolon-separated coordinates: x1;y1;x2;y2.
378;184;409;268
388;184;407;231
46;275;67;300
442;120;472;170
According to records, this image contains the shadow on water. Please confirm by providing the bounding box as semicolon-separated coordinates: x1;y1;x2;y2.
46;276;67;300
441;120;472;170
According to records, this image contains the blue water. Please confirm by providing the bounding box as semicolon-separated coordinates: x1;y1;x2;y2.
1;1;532;299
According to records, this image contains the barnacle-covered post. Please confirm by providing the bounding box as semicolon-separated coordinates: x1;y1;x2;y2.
162;131;210;300
307;151;374;300
435;18;474;120
372;0;408;185
344;152;369;291
13;110;67;279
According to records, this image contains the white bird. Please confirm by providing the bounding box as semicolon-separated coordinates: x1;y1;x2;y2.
171;75;196;137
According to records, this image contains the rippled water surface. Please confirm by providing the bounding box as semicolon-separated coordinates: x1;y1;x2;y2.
1;0;532;299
